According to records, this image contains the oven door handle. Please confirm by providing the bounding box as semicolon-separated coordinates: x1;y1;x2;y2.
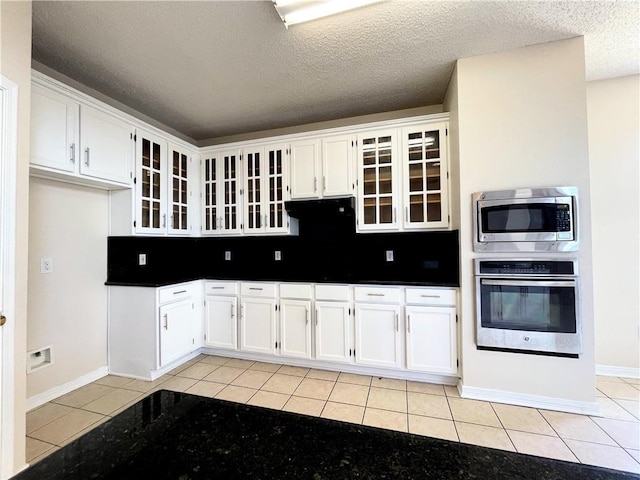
481;279;576;288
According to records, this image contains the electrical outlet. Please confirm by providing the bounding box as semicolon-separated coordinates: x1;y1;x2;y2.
274;250;282;261
40;258;53;273
385;250;394;262
225;251;231;261
138;253;147;266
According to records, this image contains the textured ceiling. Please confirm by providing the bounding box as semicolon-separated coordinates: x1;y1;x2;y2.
31;1;640;143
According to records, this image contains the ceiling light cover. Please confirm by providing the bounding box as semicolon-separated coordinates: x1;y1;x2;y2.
273;0;384;27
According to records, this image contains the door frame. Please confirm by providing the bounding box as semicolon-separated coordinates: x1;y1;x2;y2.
0;74;19;478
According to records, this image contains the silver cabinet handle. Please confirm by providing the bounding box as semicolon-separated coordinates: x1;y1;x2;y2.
367;293;385;297
163;313;168;330
407;314;411;333
249;287;263;291
84;147;90;166
421;294;441;298
209;286;225;290
264;214;268;227
393;207;397;223
315;308;319;326
70;143;76;164
173;290;187;295
314;177;317;192
231;305;235;319
406;206;409;222
395;313;399;332
162;214;167;228
240;305;244;319
305;307;309;325
323;176;326;191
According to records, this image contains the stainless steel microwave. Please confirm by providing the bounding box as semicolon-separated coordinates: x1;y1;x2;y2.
473;186;578;252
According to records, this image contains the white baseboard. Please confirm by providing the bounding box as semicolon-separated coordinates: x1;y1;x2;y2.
26;366;109;412
459;382;600;415
596;364;640;379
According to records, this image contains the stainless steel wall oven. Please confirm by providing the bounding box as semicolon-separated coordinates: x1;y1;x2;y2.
475;259;581;356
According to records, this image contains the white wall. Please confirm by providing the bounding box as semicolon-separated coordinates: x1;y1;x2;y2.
450;37;596;410
0;1;31;476
587;75;640;376
27;178;109;398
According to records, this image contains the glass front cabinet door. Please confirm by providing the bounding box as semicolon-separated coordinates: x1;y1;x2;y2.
356;130;400;231
202;150;242;235
401;123;449;229
136;132;166;234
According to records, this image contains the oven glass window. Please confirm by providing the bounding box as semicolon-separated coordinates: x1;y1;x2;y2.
479;281;576;333
482;204;558;233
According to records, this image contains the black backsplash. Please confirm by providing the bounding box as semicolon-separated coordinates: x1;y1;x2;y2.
107;230;459;287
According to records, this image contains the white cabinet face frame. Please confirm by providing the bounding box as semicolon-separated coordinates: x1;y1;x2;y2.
405;305;457;375
240;297;277;355
356;129;400;232
401;123;449;229
205;295;238;350
289;139;320;200
79;104;133;185
30;84;79;173
159;300;194;367
314;301;352;364
354;303;402;368
322;133;355;198
135;131;167;234
243;146;266;234
280;299;312;359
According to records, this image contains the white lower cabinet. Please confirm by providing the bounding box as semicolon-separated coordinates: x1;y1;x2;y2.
405;306;457;375
108;282;200;379
159;300;194;367
354;303;402;369
279;283;313;359
204;281;239;350
314;284;353;363
405;287;458;375
240;283;277;355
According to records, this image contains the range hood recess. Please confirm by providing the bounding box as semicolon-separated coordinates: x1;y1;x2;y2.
285;197;355;219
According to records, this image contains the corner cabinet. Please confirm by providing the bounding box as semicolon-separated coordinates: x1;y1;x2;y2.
108;282;202;380
30;80;134;189
133;130;198;235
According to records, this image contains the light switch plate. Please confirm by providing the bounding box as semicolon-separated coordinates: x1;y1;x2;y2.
274;250;282;261
225;251;231;261
385;250;394;262
138;253;147;266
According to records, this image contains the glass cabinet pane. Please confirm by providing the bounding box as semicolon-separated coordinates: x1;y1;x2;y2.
360;133;396;228
222;154;239;231
139;137;163;230
245;151;262;230
169;150;189;231
203;157;218;231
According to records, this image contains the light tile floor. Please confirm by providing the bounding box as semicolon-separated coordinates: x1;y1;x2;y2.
26;355;640;474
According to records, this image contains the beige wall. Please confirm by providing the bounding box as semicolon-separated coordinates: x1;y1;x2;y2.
0;0;31;476
27;178;109;398
587;75;640;375
451;37;596;408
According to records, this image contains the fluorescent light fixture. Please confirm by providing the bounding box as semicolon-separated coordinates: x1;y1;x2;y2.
273;0;384;27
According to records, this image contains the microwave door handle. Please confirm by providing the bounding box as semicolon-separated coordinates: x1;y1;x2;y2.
481;279;575;288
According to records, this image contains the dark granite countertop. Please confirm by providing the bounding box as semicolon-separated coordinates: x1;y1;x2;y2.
13;390;639;480
105;277;458;288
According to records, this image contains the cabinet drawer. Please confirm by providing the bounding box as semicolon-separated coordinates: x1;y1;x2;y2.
405;288;456;306
204;281;238;296
315;284;350;302
158;283;196;304
241;282;277;298
354;286;401;304
280;283;313;299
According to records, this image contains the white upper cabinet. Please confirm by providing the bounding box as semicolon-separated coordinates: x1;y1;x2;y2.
401;123;449;229
30;80;134;188
290;139;320;199
134;130;197;235
356;129;401;232
30;84;79;173
322;133;355;198
79;104;133;185
290;134;355;200
202;150;242;235
243;143;292;235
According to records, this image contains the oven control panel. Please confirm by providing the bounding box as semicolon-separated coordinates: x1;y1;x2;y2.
477;260;576;276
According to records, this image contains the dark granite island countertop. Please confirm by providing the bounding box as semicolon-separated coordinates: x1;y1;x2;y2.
13;390;638;480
